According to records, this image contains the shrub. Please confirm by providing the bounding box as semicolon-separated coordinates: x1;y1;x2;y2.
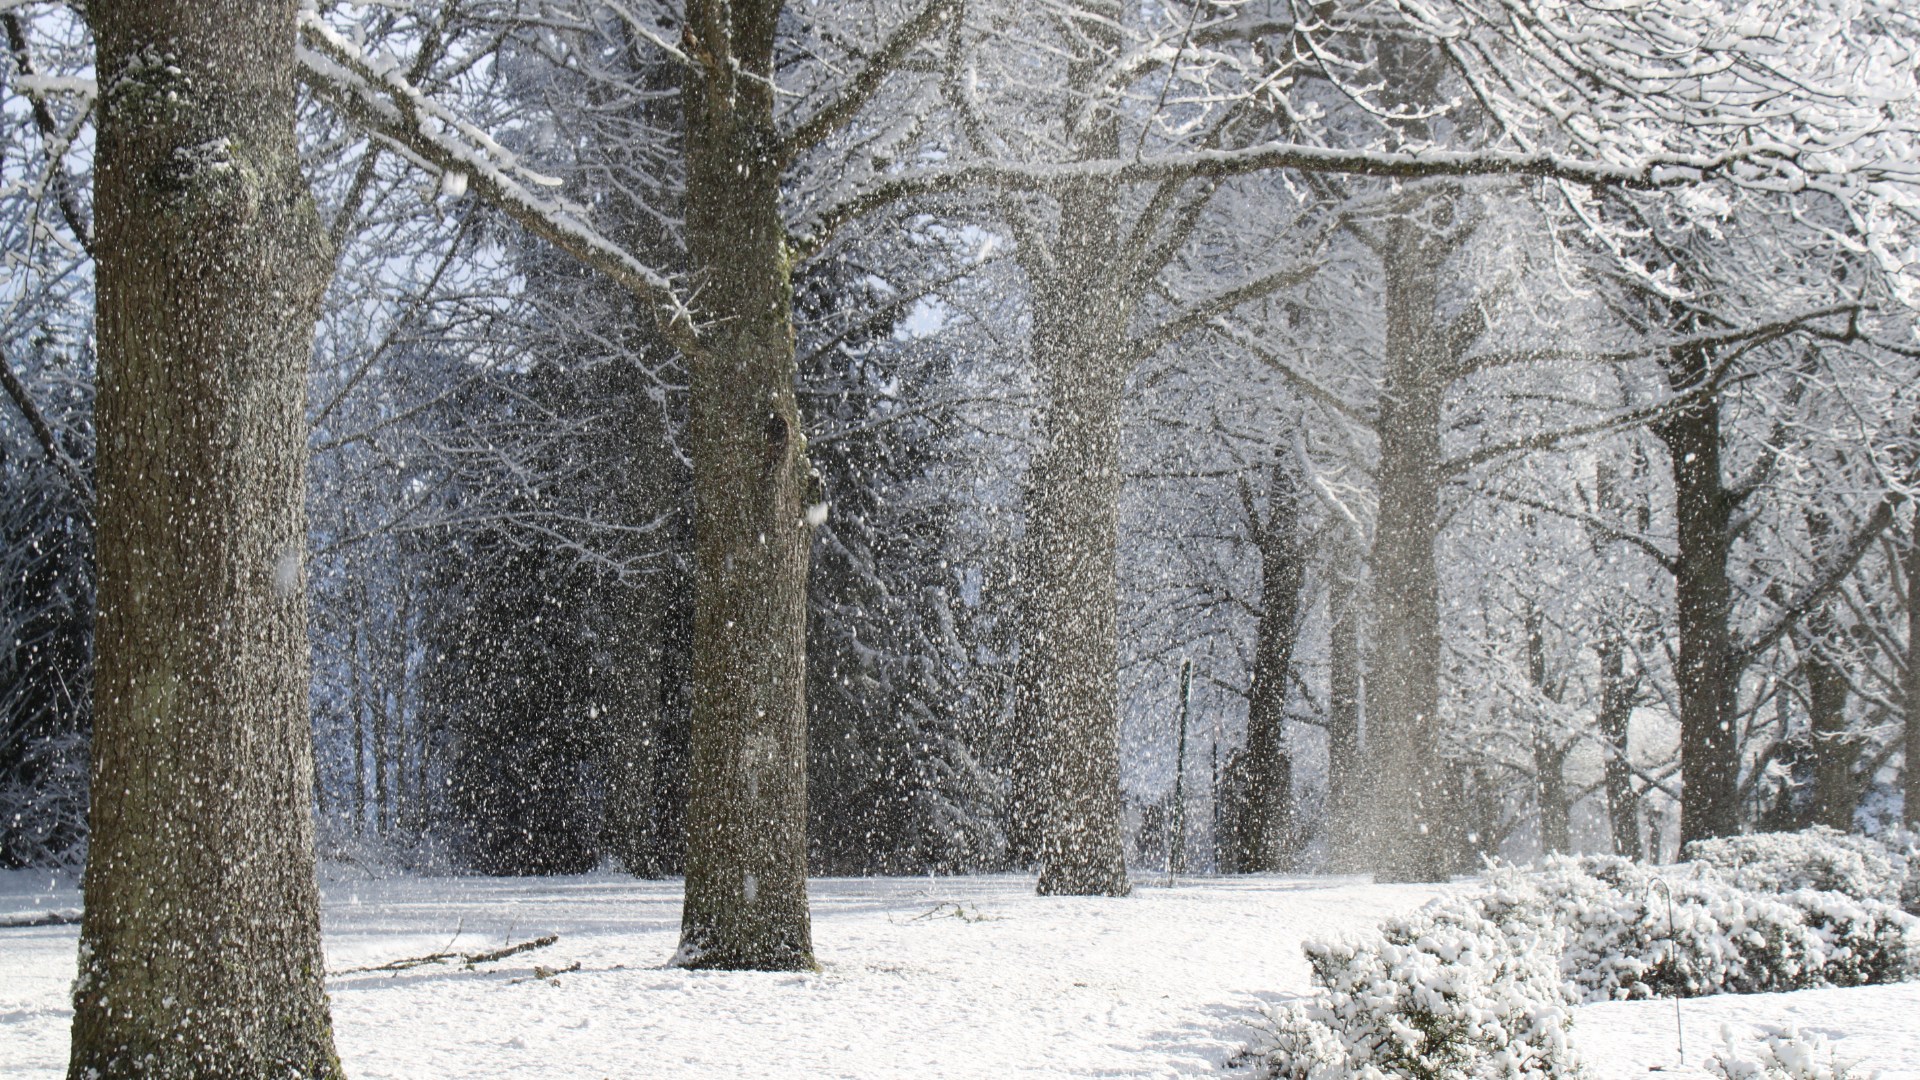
1474;855;1916;1001
1257;902;1581;1080
1251;832;1916;1079
1778;888;1917;988
1685;828;1904;903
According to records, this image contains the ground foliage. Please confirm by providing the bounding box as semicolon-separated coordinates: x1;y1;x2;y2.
1255;828;1919;1079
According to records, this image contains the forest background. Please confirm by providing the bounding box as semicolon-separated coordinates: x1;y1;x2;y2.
4;0;1920;898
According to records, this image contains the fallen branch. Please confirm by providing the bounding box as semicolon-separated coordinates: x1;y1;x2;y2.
509;960;583;984
0;909;81;928
333;933;559;975
461;934;559;968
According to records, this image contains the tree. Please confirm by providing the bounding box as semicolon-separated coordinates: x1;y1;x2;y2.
1218;448;1311;872
301;0;972;967
69;0;343;1076
0;7;96;876
1905;512;1920;829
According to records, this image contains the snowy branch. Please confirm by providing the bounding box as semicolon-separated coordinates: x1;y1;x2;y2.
800;141;1780;250
293;10;702;357
784;0;960;162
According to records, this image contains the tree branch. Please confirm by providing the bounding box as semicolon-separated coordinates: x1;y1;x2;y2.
0;342;92;507
800;138;1769;249
3;12;93;255
294;12;701;357
1120;255;1322;370
784;0;959;162
1479;484;1677;574
1736;494;1904;670
1211;320;1372;424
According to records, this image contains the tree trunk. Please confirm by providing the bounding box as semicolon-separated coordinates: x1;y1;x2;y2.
1020;338;1131;896
1526;601;1571;855
674;0;817;970
1007;478;1047;869
602;364;682;875
70;2;342;1077
373;644;390;835
1323;565;1365;871
1792;509;1856;832
1805;647;1855;831
1905;515;1920;830
1655;346;1741;845
1597;635;1641;859
1364;216;1456;883
1236;458;1307;871
999;7;1143;895
350;612;366;833
605;579;668;874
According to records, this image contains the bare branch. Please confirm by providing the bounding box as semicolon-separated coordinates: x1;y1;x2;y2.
0;342;92;508
1120;255;1322;370
801;138;1775;249
784;0;960;162
295;12;701;357
3;12;93;255
1736;494;1904;670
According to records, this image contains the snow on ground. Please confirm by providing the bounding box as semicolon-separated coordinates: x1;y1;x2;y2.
1;869;1914;1078
1577;982;1920;1079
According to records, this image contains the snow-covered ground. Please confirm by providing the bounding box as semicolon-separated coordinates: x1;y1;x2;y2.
2;870;1914;1078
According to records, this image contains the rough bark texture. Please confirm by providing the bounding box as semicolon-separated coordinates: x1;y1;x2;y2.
70;2;342;1077
1655;345;1741;845
1800;509;1858;832
999;4;1143;897
603;376;686;876
1363;212;1459;883
1805;646;1855;831
605;576;670;872
674;0;818;970
1013;163;1134;896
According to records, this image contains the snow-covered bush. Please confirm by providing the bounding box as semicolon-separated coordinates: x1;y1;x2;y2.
1251;839;1914;1079
1256;902;1581;1080
1685;829;1905;904
1473;856;1917;1001
1704;1025;1872;1080
1478;857;1826;1000
1776;889;1917;988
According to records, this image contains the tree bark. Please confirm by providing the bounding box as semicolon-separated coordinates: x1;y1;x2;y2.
1796;505;1855;830
1805;646;1855;831
70;2;342;1077
1596;634;1642;859
1233;458;1307;871
999;9;1138;895
1654;345;1741;845
605;574;668;874
602;360;683;875
1324;567;1365;871
674;0;818;969
1905;515;1920;830
1001;5;1141;896
1526;600;1571;855
350;608;367;833
1020;314;1132;896
1363;213;1458;883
